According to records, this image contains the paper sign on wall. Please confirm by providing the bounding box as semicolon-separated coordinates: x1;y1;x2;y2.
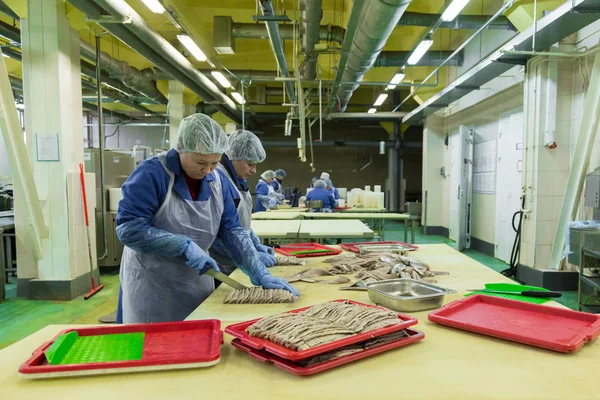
473;140;497;194
35;133;60;162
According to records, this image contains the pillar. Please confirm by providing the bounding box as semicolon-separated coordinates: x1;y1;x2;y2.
16;0;88;299
168;80;185;146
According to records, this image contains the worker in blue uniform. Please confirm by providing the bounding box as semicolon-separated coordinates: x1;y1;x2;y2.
270;169;286;194
210;130;276;275
325;178;341;200
116;114;298;323
305;179;337;212
254;170;281;212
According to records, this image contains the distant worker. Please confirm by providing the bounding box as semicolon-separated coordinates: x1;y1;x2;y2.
320;172;330;181
255;170;281;212
210;130;276;274
325;178;341;200
305;179;337;212
271;169;286;194
310;177;318;188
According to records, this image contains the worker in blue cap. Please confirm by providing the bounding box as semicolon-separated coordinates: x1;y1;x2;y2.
305;179;337;212
115;114;298;323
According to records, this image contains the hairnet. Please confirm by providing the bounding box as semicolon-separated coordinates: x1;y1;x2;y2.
314;179;326;188
175;113;229;154
227;130;266;163
320;172;330;180
324;178;332;188
275;169;286;178
261;170;276;180
311;177;318;182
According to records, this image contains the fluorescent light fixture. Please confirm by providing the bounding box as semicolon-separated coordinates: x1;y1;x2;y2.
15;103;24;110
2;53;9;58
387;73;406;90
140;0;165;13
211;71;232;89
231;92;245;105
367;108;377;114
441;0;470;22
177;34;207;62
407;39;434;65
373;94;388;107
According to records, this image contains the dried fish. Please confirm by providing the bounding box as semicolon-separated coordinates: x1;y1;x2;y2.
284;268;335;283
224;287;297;304
275;255;306;266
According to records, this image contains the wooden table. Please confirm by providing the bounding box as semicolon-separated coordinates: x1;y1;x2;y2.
251;212;302;220
250;220;301;241
4;244;598;399
298;220;374;242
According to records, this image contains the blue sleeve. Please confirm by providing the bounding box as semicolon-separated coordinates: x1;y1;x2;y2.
329;193;338;208
256;181;269;195
217;170;243;235
116;157;169;226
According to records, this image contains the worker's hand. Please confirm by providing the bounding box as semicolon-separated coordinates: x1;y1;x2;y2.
260;274;300;296
275;193;285;200
184;242;220;275
256;243;275;256
257;252;276;267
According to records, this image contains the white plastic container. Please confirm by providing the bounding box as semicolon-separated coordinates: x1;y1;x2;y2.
374;185;381;193
337;187;348;199
338;199;346;207
365;185;371;191
108;188;123;211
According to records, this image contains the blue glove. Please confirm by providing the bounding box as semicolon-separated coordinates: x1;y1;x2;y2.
276;193;285;200
257;252;276;267
260;274;300;296
184;242;220;275
257;244;275;255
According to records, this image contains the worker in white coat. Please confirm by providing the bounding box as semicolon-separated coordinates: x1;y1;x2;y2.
210;130;276;275
116;114;298;323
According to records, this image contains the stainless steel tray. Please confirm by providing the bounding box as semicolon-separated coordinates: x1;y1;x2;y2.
366;279;454;312
357;244;411;255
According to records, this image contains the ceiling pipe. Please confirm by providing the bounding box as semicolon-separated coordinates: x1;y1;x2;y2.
374;50;462;67
261;140;422;148
231;21;345;44
332;0;413;112
0;19;19;43
80;80;159;115
68;0;248;127
195;101;219;116
399;11;517;31
259;0;296;103
300;0;322;80
253;111;406;120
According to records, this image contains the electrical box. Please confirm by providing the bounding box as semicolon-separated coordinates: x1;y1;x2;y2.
585;168;600;208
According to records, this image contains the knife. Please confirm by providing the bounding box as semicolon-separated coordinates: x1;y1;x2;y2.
205;269;248;290
470;289;562;298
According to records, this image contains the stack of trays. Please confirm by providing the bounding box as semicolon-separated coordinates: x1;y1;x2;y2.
225;300;424;376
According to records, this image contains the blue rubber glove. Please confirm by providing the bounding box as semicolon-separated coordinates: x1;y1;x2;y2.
257;252;276;267
257;244;275;255
184;242;220;275
260;274;300;296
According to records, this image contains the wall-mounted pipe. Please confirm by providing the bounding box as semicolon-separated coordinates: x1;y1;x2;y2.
398;12;516;31
332;0;413;112
259;0;296;103
374;50;462;67
300;0;322;80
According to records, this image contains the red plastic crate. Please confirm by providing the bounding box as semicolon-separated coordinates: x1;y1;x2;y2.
231;328;425;376
428;295;600;353
275;243;342;258
340;240;418;253
224;299;418;361
19;320;223;379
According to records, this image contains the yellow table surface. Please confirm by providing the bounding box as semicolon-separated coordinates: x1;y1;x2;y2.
267;207;308;213
338;207;386;213
250;220;301;237
303;212;410;219
3;244;599;399
298;220;374;239
252;212;302;220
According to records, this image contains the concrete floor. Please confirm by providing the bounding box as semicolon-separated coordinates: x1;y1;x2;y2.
0;222;578;351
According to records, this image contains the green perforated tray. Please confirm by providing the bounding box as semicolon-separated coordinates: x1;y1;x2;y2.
45;331;145;365
465;283;552;304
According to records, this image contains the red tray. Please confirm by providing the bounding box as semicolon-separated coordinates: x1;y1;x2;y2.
224;299;418;361
428;295;600;353
275;243;342;258
340;240;418;253
335;206;352;210
19;320;223;379
231;328;424;376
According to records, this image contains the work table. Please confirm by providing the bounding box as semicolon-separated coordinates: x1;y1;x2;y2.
2;244;599;399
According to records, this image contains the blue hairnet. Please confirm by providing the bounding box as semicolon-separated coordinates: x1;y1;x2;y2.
275;169;286;178
228;130;266;164
314;179;326;188
311;177;317;182
261;170;276;180
176;113;229;154
324;178;332;188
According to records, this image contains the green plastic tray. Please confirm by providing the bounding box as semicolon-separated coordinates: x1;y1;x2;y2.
45;331;145;365
465;282;552;304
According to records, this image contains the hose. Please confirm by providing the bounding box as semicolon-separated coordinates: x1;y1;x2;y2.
501;196;525;279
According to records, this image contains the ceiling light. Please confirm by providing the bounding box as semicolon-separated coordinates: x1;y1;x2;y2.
387;73;406;90
211;71;232;89
15;103;24;110
407;39;434;65
231;92;245;105
140;0;165;13
2;53;9;58
177;34;207;62
367;108;377;114
441;0;471;22
373;94;388;107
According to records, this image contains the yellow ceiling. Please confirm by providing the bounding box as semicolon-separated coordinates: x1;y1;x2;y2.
0;0;563;117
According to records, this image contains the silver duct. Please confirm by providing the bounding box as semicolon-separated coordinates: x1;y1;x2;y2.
259;0;296;103
300;0;322;80
333;0;413;112
374;50;462;67
231;21;345;44
399;12;516;31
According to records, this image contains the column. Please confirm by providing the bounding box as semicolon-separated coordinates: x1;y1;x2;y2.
168;80;185;146
16;0;87;299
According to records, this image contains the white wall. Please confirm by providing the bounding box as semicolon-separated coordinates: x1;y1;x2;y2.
84;115;169;151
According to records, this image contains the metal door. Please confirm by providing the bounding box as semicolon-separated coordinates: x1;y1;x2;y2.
457;125;474;251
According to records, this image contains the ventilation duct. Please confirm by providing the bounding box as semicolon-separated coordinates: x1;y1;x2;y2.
374;50;462;67
399;12;516;31
300;0;322;80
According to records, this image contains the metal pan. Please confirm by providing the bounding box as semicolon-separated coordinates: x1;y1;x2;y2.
366;278;455;312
